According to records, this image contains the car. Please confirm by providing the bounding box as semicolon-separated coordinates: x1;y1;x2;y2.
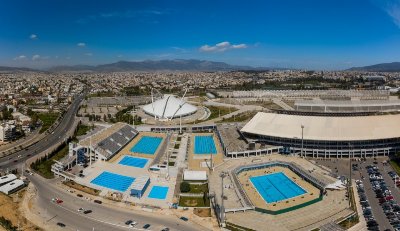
77;194;83;197
125;220;133;225
180;216;188;221
83;210;92;214
142;224;150;229
94;200;102;204
129;221;138;227
56;222;66;227
77;208;84;212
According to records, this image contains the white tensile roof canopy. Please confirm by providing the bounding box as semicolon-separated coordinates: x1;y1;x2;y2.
142;94;197;120
241;112;400;141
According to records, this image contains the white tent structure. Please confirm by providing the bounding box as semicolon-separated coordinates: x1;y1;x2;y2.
142;94;197;120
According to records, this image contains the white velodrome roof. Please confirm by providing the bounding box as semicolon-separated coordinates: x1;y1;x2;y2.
142;95;197;119
241;112;400;141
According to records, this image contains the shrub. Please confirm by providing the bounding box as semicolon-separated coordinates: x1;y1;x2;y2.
180;182;190;193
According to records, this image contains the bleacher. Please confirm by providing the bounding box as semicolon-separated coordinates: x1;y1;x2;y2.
96;125;138;160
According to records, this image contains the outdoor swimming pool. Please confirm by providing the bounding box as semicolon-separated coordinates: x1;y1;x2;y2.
250;172;307;203
130;136;162;155
194;136;217;154
148;186;169;200
118;156;148;168
91;171;135;192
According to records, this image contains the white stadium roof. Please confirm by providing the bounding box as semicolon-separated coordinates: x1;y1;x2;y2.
142;94;197;119
241;112;400;141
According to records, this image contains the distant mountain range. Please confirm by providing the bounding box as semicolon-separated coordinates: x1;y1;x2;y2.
48;59;265;72
0;66;39;72
348;62;400;72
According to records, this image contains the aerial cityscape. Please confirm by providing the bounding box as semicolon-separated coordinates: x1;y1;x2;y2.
2;0;400;231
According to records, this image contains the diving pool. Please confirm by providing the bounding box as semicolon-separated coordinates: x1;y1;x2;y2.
130;136;162;155
118;156;148;168
90;171;135;192
194;136;217;154
148;186;169;200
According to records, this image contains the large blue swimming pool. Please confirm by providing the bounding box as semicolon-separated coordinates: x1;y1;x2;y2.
148;186;169;200
194;136;217;154
250;172;307;203
91;171;135;192
130;136;162;155
118;156;148;168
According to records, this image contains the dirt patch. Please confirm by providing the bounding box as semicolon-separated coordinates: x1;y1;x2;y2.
0;190;42;231
193;208;211;217
63;181;99;196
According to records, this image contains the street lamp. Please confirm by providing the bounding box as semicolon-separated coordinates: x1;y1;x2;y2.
301;125;304;158
220;172;227;225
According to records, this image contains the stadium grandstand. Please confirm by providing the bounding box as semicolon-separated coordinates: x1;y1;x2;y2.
218;89;390;100
78;123;138;160
294;99;400;113
240;112;400;158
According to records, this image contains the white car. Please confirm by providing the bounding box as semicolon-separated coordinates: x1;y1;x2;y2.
129;221;138;227
77;208;84;212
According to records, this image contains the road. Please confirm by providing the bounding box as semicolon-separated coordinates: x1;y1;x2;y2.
0;93;84;171
28;174;206;231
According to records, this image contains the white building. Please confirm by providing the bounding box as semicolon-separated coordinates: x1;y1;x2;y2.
0;179;25;195
0;174;17;186
142;94;197;120
0;123;16;141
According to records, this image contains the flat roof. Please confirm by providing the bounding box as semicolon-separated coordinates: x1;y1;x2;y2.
241;112;400;141
0;179;24;194
0;174;17;185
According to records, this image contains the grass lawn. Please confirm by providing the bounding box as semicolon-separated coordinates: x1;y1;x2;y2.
207;106;238;120
179;196;210;207
63;181;100;196
390;159;400;175
220;111;259;123
75;124;91;137
38;112;59;133
189;184;208;194
33;144;68;179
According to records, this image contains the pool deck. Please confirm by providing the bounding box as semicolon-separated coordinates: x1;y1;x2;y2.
109;132;166;162
237;165;321;211
188;133;224;171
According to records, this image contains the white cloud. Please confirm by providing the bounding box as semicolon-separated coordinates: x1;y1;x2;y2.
30;34;38;40
199;41;248;52
371;0;400;27
32;55;40;61
77;42;86;47
84;53;93;56
13;55;26;60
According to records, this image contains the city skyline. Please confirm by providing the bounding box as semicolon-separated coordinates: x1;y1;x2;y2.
1;0;400;70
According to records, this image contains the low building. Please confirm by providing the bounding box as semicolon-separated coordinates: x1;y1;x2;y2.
183;170;207;181
0;174;17;186
130;176;150;198
0;179;25;195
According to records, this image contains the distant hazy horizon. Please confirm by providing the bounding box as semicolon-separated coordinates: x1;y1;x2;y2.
1;0;400;70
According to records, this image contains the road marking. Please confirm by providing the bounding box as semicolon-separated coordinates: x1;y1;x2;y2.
52;202;148;231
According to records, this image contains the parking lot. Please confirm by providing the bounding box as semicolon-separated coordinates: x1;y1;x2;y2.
311;157;400;231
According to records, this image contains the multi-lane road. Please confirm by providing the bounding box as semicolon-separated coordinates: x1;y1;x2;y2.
0;93;84;171
28;175;205;231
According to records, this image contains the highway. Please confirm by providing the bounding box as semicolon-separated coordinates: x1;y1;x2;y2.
0;93;84;171
28;174;205;231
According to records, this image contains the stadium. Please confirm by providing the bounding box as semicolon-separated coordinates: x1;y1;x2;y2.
142;94;197;120
239;112;400;158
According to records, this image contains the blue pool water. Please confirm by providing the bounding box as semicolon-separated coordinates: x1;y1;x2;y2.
118;156;148;168
91;171;135;192
130;136;162;155
250;172;307;203
194;136;217;154
148;186;169;200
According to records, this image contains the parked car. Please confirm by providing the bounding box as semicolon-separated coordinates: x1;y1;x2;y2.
83;210;92;214
57;222;66;227
94;200;102;204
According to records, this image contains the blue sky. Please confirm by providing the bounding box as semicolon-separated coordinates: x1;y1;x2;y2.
1;0;400;70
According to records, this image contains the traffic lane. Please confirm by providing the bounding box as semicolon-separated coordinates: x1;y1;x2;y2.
382;163;400;205
30;176;204;231
0;95;83;168
359;165;393;230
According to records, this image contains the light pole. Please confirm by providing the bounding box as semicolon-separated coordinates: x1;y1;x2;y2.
301;125;304;158
220;172;227;225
